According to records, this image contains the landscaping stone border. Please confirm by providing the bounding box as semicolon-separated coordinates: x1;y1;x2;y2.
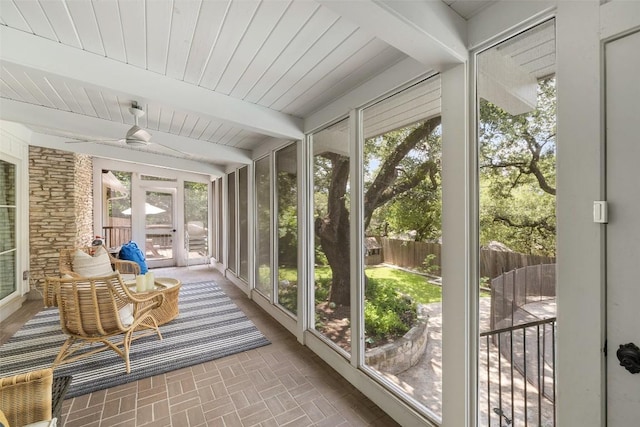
365;305;429;375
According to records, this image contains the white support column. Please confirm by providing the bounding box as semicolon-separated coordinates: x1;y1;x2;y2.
556;2;605;426
349;108;364;368
297;138;309;344
441;62;473;427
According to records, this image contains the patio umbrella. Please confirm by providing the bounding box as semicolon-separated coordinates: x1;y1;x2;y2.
121;203;166;215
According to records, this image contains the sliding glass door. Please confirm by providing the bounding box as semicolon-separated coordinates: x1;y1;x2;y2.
0;159;17;300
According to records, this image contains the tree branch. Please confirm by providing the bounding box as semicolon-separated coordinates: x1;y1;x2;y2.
493;215;556;233
364;116;441;227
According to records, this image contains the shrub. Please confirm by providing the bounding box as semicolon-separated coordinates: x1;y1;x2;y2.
364;277;417;345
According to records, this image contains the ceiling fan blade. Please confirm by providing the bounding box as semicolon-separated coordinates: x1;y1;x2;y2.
153;141;189;156
126;125;151;142
64;139;125;144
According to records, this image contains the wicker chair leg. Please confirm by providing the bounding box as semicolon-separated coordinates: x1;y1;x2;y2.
123;331;134;374
52;337;76;369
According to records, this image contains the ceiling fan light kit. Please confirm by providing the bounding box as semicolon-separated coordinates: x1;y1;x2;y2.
125;103;151;145
65;101;151;146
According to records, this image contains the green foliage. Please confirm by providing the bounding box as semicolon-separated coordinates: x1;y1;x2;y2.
276;267;298;315
312;266;333;303
365;123;443;242
479;77;557;256
257;265;271;289
479;182;556;255
364;277;417;344
184;181;208;225
480;276;491;289
420;253;440;275
314;245;328;265
304;265;439;345
107;171;131;218
277;169;298;267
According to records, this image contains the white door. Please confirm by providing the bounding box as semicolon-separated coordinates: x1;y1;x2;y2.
606;29;640;426
144;189;177;268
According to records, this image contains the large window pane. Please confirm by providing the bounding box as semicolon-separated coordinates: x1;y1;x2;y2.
362;76;443;418
217;179;223;262
239;167;248;280
211;180;218;261
312;118;351;355
276;143;298;316
101;170;131;249
184;181;209;265
0;160;16;299
255;157;271;297
227;172;236;273
477;20;557;427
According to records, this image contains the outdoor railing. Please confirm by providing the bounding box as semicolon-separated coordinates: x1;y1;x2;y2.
480;317;556;427
101;226;132;249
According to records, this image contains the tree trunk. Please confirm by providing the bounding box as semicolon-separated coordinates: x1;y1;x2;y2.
322;220;350;306
315;153;351;306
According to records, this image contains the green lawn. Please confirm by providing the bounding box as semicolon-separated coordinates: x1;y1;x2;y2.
364;266;442;304
304;265;442;305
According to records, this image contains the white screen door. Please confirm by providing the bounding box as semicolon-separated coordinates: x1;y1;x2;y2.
144;189;176;268
605;29;640;426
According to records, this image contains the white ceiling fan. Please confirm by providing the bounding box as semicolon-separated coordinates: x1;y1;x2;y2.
66;102;151;147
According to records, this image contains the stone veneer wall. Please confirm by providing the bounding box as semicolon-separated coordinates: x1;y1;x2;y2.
29;146;93;289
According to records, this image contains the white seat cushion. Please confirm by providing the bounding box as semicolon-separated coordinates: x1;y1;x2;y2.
71;247;113;277
118;304;134;327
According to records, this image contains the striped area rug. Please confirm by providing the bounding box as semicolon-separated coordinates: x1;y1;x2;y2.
0;281;270;398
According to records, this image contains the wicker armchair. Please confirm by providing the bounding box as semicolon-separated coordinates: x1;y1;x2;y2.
45;273;164;374
59;245;140;278
0;368;55;427
41;246;141;307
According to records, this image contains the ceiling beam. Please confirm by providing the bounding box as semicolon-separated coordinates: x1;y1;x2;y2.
319;0;467;69
0;26;304;141
29;132;225;177
477;48;537;115
0;99;252;165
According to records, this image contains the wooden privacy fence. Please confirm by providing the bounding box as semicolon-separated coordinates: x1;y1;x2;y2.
378;238;442;275
375;237;555;279
480;249;555;280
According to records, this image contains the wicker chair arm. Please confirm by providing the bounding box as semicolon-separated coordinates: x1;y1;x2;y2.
112;259;140;275
128;290;165;306
0;368;54;426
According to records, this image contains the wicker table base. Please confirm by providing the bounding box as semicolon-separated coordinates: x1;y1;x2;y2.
128;278;181;326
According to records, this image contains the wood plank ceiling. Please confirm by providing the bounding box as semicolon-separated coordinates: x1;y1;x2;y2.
0;0;496;172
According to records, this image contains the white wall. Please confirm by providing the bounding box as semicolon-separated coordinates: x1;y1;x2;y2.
0;122;31;321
